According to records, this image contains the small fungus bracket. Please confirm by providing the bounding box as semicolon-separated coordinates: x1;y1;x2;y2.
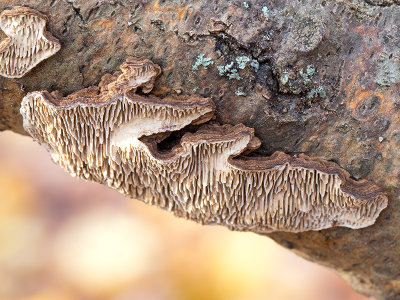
0;6;61;78
20;57;388;233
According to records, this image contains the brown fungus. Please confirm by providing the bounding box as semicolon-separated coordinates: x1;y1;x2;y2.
20;57;388;233
0;6;61;78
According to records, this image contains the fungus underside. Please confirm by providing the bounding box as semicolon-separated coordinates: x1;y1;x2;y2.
20;57;388;233
0;6;60;78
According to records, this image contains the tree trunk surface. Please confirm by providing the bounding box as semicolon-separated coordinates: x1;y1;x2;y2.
1;1;399;298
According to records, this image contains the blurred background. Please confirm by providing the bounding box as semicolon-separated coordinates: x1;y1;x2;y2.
0;131;375;300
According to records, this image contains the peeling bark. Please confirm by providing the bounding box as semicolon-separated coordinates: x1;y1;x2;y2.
1;1;399;299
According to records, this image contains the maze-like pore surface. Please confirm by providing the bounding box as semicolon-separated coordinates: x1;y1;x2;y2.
0;6;60;78
20;57;388;233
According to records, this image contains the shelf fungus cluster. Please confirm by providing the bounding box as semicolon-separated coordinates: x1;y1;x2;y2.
0;6;60;78
20;57;388;233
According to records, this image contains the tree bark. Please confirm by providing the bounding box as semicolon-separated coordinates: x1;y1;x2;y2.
1;1;399;298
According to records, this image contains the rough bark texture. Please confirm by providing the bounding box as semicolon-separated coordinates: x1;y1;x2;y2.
0;1;399;299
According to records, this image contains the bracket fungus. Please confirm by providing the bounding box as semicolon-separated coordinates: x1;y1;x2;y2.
0;6;60;78
20;57;388;233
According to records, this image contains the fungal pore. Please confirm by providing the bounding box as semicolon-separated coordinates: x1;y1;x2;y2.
20;57;388;233
0;6;61;78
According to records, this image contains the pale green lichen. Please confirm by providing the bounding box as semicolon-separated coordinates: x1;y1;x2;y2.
217;62;241;80
217;65;225;75
300;65;315;84
306;65;315;76
262;6;270;19
281;73;289;85
307;86;326;99
193;87;199;92
242;2;249;8
227;68;241;80
235;90;247;96
375;56;400;87
192;54;214;71
250;59;259;71
217;61;234;75
236;56;251;69
317;86;327;98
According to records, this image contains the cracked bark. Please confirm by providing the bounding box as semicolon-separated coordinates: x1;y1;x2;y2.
1;1;399;299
